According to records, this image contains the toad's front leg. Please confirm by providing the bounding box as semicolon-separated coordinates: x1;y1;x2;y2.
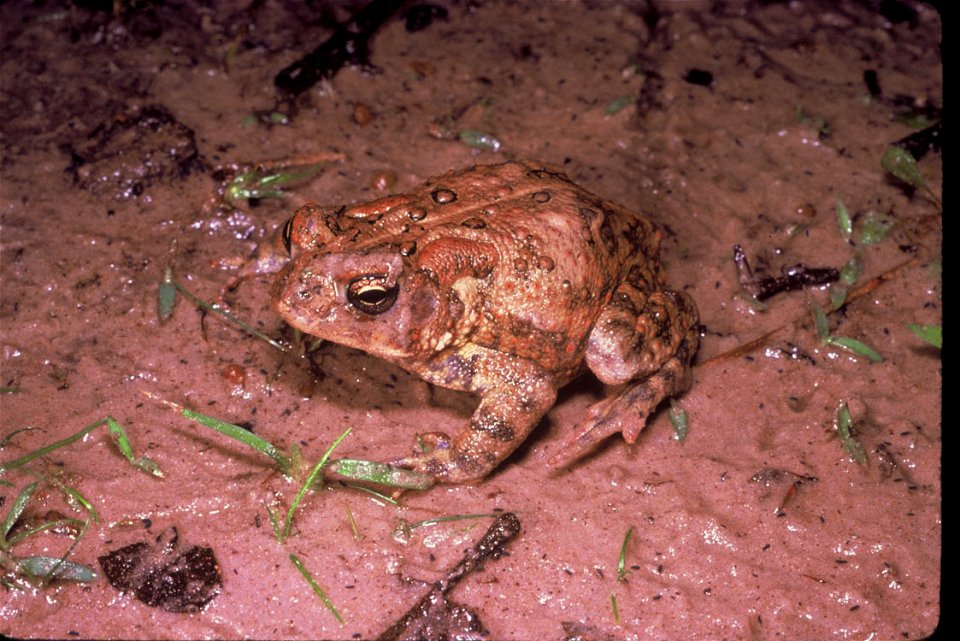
391;346;557;483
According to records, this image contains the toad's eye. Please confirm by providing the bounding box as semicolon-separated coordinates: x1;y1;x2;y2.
347;274;399;314
280;217;295;255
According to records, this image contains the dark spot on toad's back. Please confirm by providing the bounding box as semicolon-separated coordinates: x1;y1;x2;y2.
460;217;486;229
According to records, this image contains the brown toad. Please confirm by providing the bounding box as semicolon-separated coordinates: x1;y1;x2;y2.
267;160;698;482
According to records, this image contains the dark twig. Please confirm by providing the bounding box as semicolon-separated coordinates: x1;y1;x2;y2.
377;513;521;641
274;0;404;97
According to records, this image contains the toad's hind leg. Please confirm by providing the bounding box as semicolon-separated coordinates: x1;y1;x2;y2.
550;287;699;468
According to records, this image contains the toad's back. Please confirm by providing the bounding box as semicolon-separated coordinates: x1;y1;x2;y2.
282;160;665;376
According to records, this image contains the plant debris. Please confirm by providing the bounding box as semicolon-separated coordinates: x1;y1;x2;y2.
561;620;617;641
67;105;203;200
749;467;820;515
377;512;521;641
98;527;222;613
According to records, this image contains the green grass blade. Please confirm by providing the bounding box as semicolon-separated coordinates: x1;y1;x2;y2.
6;516;86;548
330;459;433;490
289;554;344;624
178;405;286;466
0;426;35;448
617;526;634;582
265;505;284;543
395;513;503;541
340;483;400;505
0;419;107;474
51;480;99;524
282;428;352;540
172;280;289;352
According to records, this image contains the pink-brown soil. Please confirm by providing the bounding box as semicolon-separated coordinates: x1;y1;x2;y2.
1;1;941;639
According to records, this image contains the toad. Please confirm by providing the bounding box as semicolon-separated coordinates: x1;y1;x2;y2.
266;160;698;482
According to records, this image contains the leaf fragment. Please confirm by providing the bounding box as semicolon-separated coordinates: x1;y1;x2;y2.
811;303;830;340
668;400;688;442
107;417;163;478
825;336;884;362
828;284;848;311
881;145;927;190
835;197;852;241
839;254;862;286
157;266;178;322
458;129;502;151
835;401;867;465
606;95;635;115
17;556;97;583
907;323;941;349
857;211;895;245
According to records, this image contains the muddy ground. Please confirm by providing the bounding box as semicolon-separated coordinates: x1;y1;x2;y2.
0;1;941;639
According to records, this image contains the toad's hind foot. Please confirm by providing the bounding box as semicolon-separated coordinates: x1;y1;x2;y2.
549;355;693;469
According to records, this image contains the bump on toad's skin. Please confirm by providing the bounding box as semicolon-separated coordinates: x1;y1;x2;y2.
267;160;699;482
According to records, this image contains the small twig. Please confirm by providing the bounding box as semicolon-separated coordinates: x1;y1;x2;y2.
734;244;839;302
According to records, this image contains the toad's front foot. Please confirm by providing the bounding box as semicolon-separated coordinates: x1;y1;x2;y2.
389;432;465;482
